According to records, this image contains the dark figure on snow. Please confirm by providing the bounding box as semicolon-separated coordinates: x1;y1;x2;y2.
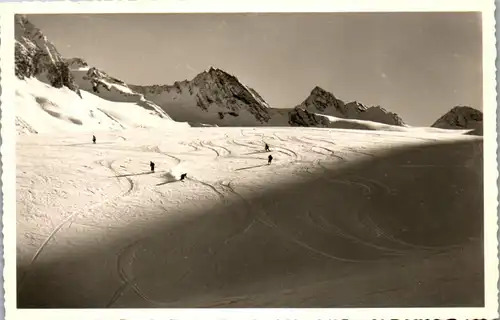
268;154;273;165
180;173;187;181
150;161;155;172
92;135;96;144
264;143;270;152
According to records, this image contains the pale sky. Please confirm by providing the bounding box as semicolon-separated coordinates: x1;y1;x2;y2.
25;12;482;126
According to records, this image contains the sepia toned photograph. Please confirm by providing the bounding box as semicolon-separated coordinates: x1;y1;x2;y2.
2;1;498;319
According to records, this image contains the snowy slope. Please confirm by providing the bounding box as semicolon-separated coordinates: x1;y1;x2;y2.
432;106;483;136
17;126;483;308
15;77;189;135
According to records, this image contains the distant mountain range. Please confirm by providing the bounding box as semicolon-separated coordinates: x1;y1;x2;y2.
14;15;483;135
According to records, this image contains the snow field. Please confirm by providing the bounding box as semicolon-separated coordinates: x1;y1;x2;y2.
17;126;483;308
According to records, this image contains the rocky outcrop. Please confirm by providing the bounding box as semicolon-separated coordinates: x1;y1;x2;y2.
130;67;272;126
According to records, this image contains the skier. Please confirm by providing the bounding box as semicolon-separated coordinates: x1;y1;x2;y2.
268;154;273;165
92;135;96;144
150;161;155;173
180;173;187;181
264;143;270;152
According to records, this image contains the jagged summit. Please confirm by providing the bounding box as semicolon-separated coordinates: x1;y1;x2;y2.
346;101;369;112
14;16;410;131
310;86;330;96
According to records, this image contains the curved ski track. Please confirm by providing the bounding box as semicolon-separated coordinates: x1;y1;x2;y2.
314;161;463;253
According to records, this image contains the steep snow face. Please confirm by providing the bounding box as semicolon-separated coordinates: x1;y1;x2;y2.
130;67;273;127
15;77;189;135
432;106;483;136
297;86;406;126
14;15;82;97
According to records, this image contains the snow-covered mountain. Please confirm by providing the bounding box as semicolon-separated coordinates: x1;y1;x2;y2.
130;67;274;127
15;15;186;134
292;86;407;127
431;106;483;136
129;72;413;130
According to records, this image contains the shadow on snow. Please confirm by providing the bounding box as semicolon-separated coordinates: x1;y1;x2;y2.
17;138;484;309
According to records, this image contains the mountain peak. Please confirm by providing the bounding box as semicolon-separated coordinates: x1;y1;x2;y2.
16;14;29;28
449;105;482;115
311;86;330;96
432;105;483;135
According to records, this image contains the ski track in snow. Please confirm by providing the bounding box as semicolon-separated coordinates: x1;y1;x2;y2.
17;126;482;308
18;157;137;290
